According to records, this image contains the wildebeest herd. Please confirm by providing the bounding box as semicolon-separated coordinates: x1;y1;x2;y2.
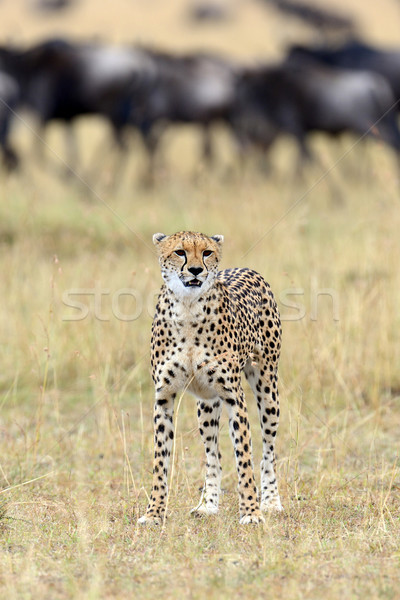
1;37;400;179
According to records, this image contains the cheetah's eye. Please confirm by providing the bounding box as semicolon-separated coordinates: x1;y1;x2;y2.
203;250;213;257
174;249;186;257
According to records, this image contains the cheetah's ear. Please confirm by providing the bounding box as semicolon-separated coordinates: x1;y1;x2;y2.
211;235;224;246
153;232;168;246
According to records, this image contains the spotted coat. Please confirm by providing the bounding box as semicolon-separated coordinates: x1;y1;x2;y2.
138;231;282;525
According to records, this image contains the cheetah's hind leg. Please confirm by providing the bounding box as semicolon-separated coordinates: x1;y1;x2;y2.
244;357;282;512
191;398;222;517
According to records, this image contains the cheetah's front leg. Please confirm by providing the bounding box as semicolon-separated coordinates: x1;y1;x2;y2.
191;398;222;517
138;396;174;525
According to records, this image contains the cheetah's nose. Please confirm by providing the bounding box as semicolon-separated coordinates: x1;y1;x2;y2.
188;266;203;277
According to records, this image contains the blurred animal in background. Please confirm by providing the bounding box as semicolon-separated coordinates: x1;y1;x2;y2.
262;0;355;36
126;49;237;179
287;40;400;108
30;0;77;13
0;38;156;172
231;59;400;171
1;34;400;183
0;39;236;180
187;1;232;24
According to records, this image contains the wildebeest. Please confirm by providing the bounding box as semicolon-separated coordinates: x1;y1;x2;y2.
125;48;237;175
231;60;400;169
265;0;354;35
0;39;236;179
187;1;231;23
0;38;157;171
287;40;400;106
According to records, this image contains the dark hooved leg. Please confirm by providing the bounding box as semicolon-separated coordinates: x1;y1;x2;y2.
63;125;79;176
138;394;175;524
201;123;214;164
140;123;164;187
191;397;222;516
224;386;263;524
244;358;282;511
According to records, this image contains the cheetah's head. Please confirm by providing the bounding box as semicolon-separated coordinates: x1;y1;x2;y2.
153;231;224;300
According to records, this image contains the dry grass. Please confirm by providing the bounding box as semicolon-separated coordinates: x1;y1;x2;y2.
1;0;400;598
0;128;399;599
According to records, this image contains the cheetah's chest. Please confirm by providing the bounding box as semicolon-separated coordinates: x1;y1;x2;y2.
151;285;263;400
152;315;251;401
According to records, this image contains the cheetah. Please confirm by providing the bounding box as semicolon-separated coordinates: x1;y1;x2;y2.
138;231;282;525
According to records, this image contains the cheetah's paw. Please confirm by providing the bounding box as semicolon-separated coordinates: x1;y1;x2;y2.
260;497;283;512
239;513;265;525
137;514;163;525
190;504;219;517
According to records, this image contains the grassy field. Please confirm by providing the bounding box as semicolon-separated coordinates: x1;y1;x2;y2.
1;1;400;598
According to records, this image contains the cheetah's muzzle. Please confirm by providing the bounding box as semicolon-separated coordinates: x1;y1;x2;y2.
184;279;202;287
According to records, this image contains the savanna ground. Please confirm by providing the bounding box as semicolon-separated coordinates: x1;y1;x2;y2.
1;0;400;598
